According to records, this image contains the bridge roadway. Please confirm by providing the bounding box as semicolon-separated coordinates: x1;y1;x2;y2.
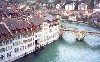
60;28;100;41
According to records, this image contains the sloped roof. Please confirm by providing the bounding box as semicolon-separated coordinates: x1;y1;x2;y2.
0;24;9;34
90;14;100;22
29;15;44;25
0;15;44;41
19;20;32;29
4;18;21;30
0;23;13;41
41;13;55;21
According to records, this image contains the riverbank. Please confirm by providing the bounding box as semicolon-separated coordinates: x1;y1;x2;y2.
62;19;100;30
61;21;100;33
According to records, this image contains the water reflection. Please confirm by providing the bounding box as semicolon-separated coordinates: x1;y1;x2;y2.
84;35;100;47
62;31;100;47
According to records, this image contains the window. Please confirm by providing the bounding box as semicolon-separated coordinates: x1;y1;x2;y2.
0;42;2;46
20;41;23;44
3;41;6;45
24;34;27;38
0;48;5;53
23;34;26;38
25;46;27;49
35;40;38;44
20;46;24;51
0;41;5;46
14;36;18;40
49;29;52;33
17;35;20;39
33;38;34;40
7;52;12;57
28;38;32;42
35;35;37;38
13;42;17;46
23;40;27;43
6;41;9;45
20;34;23;38
38;34;41;37
13;41;22;46
33;42;34;45
14;48;19;53
6;46;12;51
0;55;5;60
6;47;8;51
32;32;34;36
9;40;12;44
27;43;32;48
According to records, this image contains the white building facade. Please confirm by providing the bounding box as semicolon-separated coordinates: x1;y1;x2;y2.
65;3;75;10
0;15;59;62
78;3;87;10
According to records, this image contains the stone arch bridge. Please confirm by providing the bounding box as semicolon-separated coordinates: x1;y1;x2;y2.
60;28;100;41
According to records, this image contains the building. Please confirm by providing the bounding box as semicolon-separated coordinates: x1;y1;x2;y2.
93;9;100;13
90;13;100;27
0;1;60;62
68;15;77;21
68;13;82;21
0;14;60;62
42;13;59;46
78;3;87;10
95;2;100;8
65;3;75;10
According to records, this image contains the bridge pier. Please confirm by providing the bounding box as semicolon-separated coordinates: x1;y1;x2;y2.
72;31;86;41
77;31;85;41
76;38;84;41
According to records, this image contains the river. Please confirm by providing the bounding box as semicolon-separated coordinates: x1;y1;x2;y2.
14;21;100;62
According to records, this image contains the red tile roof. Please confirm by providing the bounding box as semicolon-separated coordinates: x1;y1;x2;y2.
0;24;12;41
0;15;44;41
